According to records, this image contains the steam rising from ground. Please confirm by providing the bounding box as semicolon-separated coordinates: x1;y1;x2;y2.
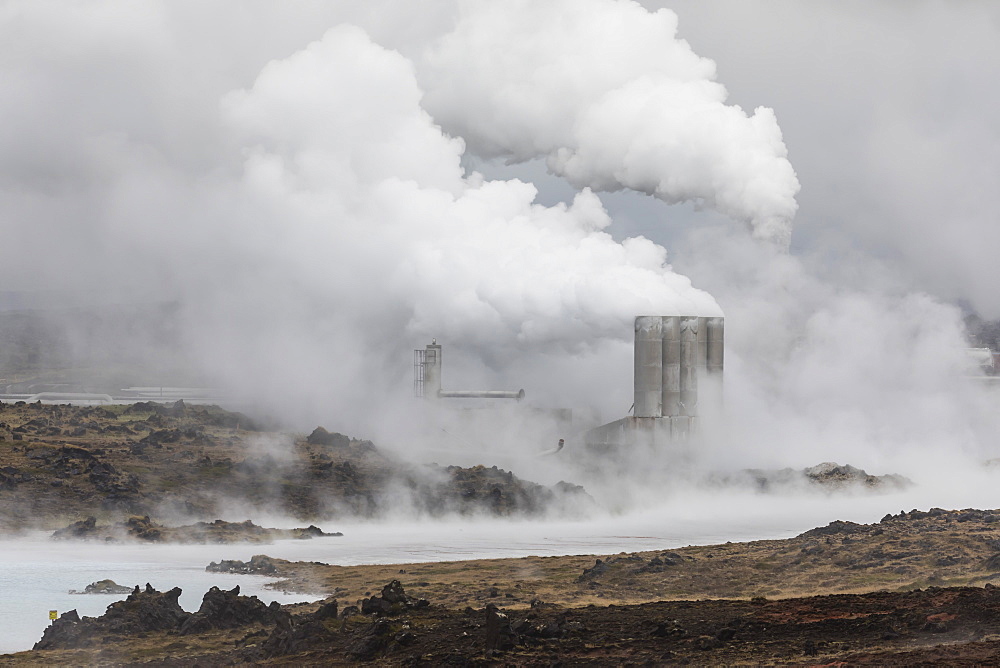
1;1;998;516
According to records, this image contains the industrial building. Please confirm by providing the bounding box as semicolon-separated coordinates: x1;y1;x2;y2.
413;313;724;453
584;315;724;448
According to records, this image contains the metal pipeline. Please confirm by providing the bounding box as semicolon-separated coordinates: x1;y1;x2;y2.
437;389;525;400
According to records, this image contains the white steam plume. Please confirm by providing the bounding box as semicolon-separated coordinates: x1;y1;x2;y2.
419;0;800;246
0;2;786;432
1;1;999;521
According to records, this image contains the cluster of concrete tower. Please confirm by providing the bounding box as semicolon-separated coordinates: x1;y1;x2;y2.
633;315;724;419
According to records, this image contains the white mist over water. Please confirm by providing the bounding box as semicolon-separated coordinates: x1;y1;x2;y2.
0;537;323;655
6;474;1000;654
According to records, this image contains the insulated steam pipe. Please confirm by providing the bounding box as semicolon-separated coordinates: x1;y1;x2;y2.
437;389;525;400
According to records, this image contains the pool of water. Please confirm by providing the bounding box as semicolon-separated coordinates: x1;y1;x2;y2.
3;476;997;654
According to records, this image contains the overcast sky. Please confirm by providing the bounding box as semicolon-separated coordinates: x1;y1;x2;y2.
661;1;1000;315
1;1;998;457
4;2;996;311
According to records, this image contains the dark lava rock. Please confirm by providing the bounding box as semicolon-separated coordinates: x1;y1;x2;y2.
577;558;609;582
261;615;336;657
34;610;83;650
179;584;287;635
514;612;582;640
34;584;189;650
124;515;162;541
291;524;343;539
125;400;186;418
346;618;395;660
52;516;98;540
360;580;428;616
71;579;133;595
650;619;688;638
101;584;189;634
306;426;350;447
727;462;910;493
803;462;911;489
312;599;339;621
799;520;867;538
637;551;689;573
485;603;519;653
139;428;182;446
207;554;278;575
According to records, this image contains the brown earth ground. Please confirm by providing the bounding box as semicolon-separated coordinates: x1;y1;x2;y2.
5;401;1000;664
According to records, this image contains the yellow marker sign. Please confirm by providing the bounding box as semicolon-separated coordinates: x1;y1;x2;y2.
49;610;57;620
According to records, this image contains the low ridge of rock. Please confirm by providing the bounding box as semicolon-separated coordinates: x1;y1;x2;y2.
179;584;288;635
69;579;132;595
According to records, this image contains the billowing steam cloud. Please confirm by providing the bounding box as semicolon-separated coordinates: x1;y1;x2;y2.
2;1;999;518
419;0;799;246
0;1;798;430
220;22;723;345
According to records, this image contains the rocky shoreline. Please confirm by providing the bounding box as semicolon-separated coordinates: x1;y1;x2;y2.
5;400;1000;663
10;507;1000;664
5;500;1000;664
0;400;592;533
50;515;342;543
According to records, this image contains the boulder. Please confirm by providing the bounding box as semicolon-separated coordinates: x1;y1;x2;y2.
485;603;518;652
291;524;343;539
306;426;350;447
799;520;867;538
261;614;336;658
72;579;133;595
577;558;609;582
206;554;278;575
179;585;287;635
33;610;84;650
346;618;393;661
100;584;189;634
124;515;162;541
312;600;339;621
51;516;98;540
360;580;428;616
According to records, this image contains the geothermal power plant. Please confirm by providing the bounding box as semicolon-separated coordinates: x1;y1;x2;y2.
415;315;723;448
584;315;724;447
